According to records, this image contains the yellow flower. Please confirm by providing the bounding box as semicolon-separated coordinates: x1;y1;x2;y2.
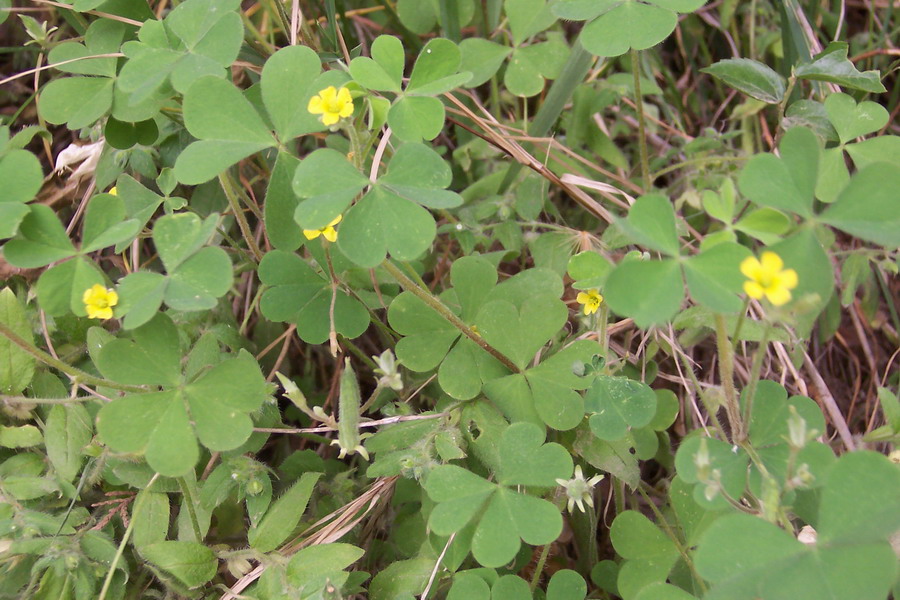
108;186;117;196
576;289;603;316
303;214;342;242
740;251;798;306
307;86;354;126
83;284;118;320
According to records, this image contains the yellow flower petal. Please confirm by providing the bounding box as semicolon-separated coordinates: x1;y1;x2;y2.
779;268;798;290
740;256;762;280
321;112;340;126
743;280;764;299
307;96;324;115
303;229;322;240
327;214;343;227
765;286;792;306
760;251;783;274
322;227;338;243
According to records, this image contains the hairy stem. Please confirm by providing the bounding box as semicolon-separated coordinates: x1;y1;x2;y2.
631;48;652;192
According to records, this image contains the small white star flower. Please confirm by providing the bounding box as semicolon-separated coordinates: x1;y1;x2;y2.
556;465;605;513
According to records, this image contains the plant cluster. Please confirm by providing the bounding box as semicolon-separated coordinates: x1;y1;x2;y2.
0;0;898;599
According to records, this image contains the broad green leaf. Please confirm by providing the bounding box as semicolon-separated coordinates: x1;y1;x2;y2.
568;250;613;288
506;0;557;45
261;45;323;141
586;376;657;441
0;424;42;448
408;38;468;94
738;126;819;217
769;228;834;334
621;194;681;256
820;163;900;248
579;2;677;57
634;583;699;600
259;250;370;344
293;149;369;230
611;511;680;598
389;291;458;372
498;422;573;486
338;188;436;266
94;313;181;386
115;271;167;329
493;575;532;599
0;149;43;206
547;570;587;600
34;257;105;317
683;242;752;313
459;38;511;88
844;135;900;170
351;34;404;92
165;246;232;311
132;489;171;548
471;488;562;568
81;194;141;253
388;96;446;142
249;472;321;552
604;259;684;328
475;295;568;370
142;541;217;588
795;42;886;93
44;404;92;481
733;208;792;244
152;212;218;272
824;92;889;144
369;557;433;600
449;572;491;600
47;19;124;77
0;203;31;240
3;205;75;268
264;152;303;250
525;339;596;430
0;288;35;395
701;58;786;103
38;77;114;129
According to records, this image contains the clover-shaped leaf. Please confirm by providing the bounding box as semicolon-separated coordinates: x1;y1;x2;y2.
115;212;232;328
738;126;819;218
425;423;570;568
95;314;268;477
475;296;568;370
586;375;657;441
610;510;680;599
554;0;707;57
4;197;140;317
695;452;900;600
258;250;370;344
0;128;45;239
604;258;685;328
294;143;462;267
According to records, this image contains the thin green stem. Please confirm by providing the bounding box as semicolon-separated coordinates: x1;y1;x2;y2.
0;321;147;394
631;48;651;192
714;314;743;442
0;394;96;405
530;541;553;591
774;76;796;146
637;484;708;594
219;173;263;263
381;261;522;374
98;474;159;600
177;477;204;543
738;322;771;443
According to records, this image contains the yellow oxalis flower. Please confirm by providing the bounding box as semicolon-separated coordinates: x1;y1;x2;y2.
576;289;603;315
303;214;342;242
740;251;798;306
307;86;354;126
108;186;117;196
83;284;118;320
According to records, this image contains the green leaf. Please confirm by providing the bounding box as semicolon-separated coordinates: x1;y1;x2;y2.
388;96;446;142
261;45;323;141
142;541;217;588
44;404;92;481
152;212;218;273
369;557;433;600
675;435;748;509
292;149;369;230
547;570;587;600
259;250;370;344
0;288;35;395
701;58;786;103
264;152;303;250
249;471;321;552
738;126;819;217
795;42;886;93
634;583;699;600
116;271;167;329
38;77;114;129
165;246;232;311
132;489;171;548
604;259;684;328
0;203;31;240
769;228;834;334
449;572;491;600
733;208;792;244
338;188;436;267
175;76;275;183
498;422;573;486
81;194;141;253
48;19;124;77
824;92;889;144
3;204;75;268
586;376;657;441
579;1;677;57
820;163;900;248
611;511;680;598
506;0;557;45
389;291;458;372
0;149;43;206
407;38;468;94
34;257;105;317
459;38;511;87
620;194;681;256
472;488;562;567
683;242;752;313
0;424;42;448
475;295;568;370
351;36;405;93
